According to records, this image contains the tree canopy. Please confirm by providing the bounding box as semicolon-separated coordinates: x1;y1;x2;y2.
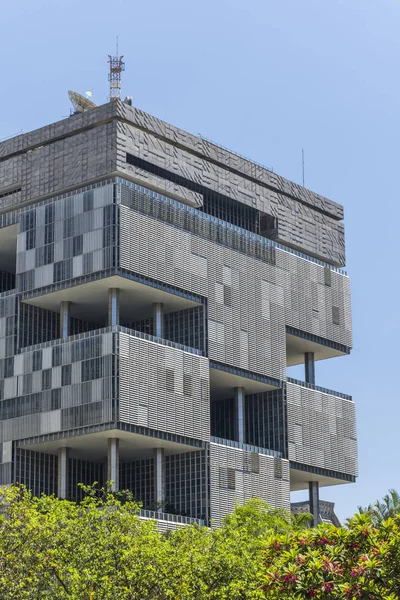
1;484;400;599
0;485;306;599
358;488;400;526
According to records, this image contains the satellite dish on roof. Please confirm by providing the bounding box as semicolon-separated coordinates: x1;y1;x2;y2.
68;90;97;113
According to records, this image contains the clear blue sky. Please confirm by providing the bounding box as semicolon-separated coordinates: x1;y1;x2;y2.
1;0;398;521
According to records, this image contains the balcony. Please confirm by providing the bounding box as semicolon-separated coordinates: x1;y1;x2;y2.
287;380;357;490
5;326;208;464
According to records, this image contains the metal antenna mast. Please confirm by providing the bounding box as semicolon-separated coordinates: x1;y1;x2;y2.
302;148;305;187
108;38;125;102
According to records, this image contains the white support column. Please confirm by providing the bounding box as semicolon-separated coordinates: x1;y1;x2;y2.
234;387;245;444
305;352;315;384
153;302;164;338
107;438;120;492
309;481;320;527
57;447;69;499
59;301;71;339
108;288;120;327
154;447;165;511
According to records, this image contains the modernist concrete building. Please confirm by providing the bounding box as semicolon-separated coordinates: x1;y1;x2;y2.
0;100;357;526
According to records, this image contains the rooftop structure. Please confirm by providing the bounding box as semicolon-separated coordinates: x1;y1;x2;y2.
0;99;357;526
292;500;341;527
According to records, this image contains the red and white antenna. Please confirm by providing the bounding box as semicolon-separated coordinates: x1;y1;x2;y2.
108;37;125;102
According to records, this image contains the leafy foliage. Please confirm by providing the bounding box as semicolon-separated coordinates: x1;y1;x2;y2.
0;486;306;599
2;484;400;599
262;512;400;599
358;488;400;526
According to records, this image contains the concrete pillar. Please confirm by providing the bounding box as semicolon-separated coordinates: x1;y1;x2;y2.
153;302;164;338
309;481;320;527
57;447;69;499
234;387;245;444
107;438;120;492
108;288;120;327
304;352;315;384
154;447;165;511
59;301;71;339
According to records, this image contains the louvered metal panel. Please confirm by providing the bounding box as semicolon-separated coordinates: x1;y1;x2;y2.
210;442;290;526
119;333;210;442
286;382;358;477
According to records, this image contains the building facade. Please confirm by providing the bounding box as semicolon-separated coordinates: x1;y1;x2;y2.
0;100;357;525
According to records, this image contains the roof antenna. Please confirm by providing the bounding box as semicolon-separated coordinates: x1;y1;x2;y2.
108;37;125;102
302;148;305;187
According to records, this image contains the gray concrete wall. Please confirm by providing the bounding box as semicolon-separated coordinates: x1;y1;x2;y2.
0;101;346;266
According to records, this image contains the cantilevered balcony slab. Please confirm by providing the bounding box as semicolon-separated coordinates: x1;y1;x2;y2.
210;362;280;401
17;426;203;462
21;274;202;326
290;467;355;491
287;381;357;485
286;328;350;367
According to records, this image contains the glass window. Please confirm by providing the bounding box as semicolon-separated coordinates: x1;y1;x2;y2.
72;235;83;257
51;388;61;410
61;364;72;386
26;229;36;250
83;190;94;212
52;346;62;367
44;223;54;245
42;369;52;390
32;350;42;372
81;357;102;382
45;203;55;224
43;244;54;265
4;357;14;378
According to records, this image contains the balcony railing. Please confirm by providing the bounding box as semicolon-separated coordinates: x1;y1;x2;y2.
210;436;282;458
286;377;352;401
18;325;203;357
118;178;347;275
139;508;204;526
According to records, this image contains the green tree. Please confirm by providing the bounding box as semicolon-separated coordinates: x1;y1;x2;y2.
0;484;169;599
262;512;400;599
0;487;309;600
359;488;400;526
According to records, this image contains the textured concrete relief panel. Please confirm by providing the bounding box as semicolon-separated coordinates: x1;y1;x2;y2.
117;121;345;266
209;442;290;526
116;102;344;220
0;103;117;161
120;164;203;208
119;333;210;442
286;382;358;477
0;121;117;211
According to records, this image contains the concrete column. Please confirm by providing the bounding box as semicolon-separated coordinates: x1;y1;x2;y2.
108;288;120;327
304;352;315;384
234;387;245;444
57;447;69;499
107;438;120;492
59;301;71;339
309;481;320;527
153;302;164;338
154;447;165;511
